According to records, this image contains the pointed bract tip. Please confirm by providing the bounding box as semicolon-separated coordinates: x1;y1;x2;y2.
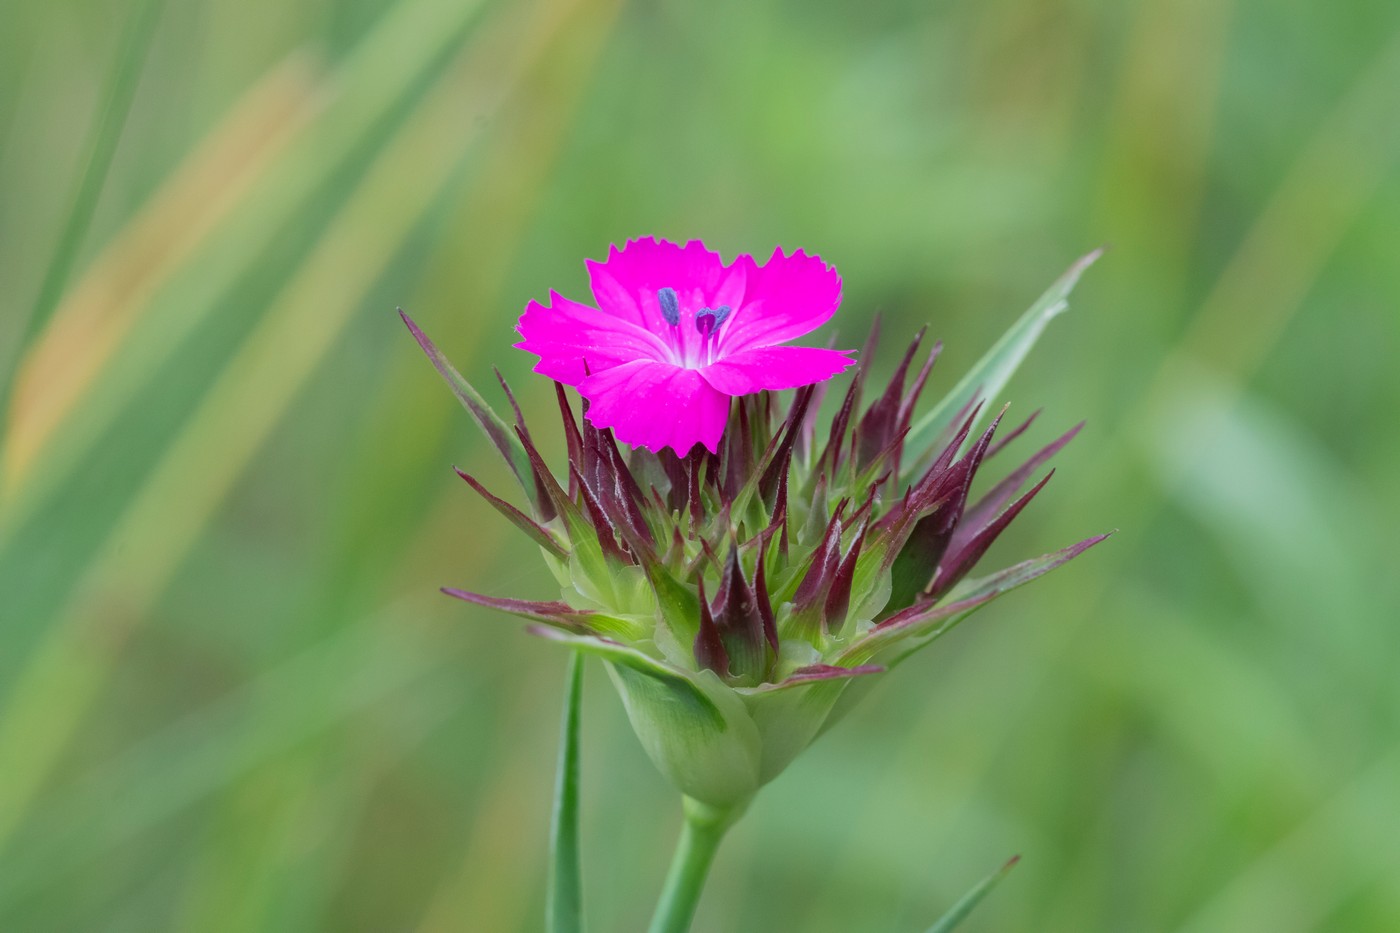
1076;245;1107;269
1054;531;1114;562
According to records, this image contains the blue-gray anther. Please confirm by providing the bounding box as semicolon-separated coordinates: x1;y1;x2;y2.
695;305;731;335
657;287;680;326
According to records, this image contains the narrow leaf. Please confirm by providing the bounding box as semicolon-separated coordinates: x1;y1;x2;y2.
930;471;1054;600
692;577;730;676
753;540;779;654
455;468;568;558
13;0;166;363
636;549;703;643
984;408;1042;460
515;426;613;597
569;463;629;566
924;855;1020;933
903;249;1101;477
741;663;883;694
950;422;1083;556
823;523;867;635
554;382;585;498
496;368;554;518
842;533;1111;664
948;532;1112;602
525;627;725;729
547;653;585;933
855;327;925;468
440;588;594;629
884;409;1003;612
399;309;532;493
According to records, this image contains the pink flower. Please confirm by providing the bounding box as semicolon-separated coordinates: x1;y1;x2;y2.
515;237;854;454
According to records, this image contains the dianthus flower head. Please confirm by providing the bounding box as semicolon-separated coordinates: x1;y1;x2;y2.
402;241;1106;811
514;237;855;454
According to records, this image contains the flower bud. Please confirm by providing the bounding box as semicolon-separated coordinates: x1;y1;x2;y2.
408;241;1108;804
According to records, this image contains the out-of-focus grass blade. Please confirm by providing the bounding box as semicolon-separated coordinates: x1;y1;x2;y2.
548;652;585;933
0;0;490;523
3;0;166;392
0;0;495;854
416;662;563;933
1144;371;1386;696
902;249;1101;480
1170;749;1400;933
1;53;318;505
923;855;1019;933
170;758;330;933
0;612;449;906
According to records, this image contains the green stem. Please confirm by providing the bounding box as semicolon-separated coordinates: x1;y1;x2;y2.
547;652;584;933
647;797;742;933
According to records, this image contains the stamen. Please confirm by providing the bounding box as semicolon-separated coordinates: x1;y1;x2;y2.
657;287;680;326
694;305;730;336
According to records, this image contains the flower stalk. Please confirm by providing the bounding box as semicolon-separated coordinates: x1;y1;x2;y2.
647;796;746;933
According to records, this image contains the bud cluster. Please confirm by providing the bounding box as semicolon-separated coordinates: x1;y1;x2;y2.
405;304;1104;808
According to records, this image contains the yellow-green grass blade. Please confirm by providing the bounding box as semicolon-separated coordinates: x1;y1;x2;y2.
2;0;166;395
2;54;320;509
0;0;497;527
0;0;501;854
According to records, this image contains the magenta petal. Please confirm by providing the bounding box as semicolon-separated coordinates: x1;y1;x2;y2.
718;248;842;354
515;290;671;385
587;237;746;334
701;346;855;395
578;359;731;454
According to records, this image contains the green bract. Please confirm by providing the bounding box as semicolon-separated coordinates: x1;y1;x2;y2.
404;252;1106;809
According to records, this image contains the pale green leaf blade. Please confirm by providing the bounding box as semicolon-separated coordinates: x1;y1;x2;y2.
0;0;166;422
16;0;166;353
547;652;585;933
924;855;1020;933
399;308;532;493
903;249;1102;479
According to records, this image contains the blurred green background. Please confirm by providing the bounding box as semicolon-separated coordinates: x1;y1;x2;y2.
3;0;1399;929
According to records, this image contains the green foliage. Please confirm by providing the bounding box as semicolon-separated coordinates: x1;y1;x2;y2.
2;0;1399;930
548;653;585;933
924;857;1018;933
400;310;532;497
901;248;1100;476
